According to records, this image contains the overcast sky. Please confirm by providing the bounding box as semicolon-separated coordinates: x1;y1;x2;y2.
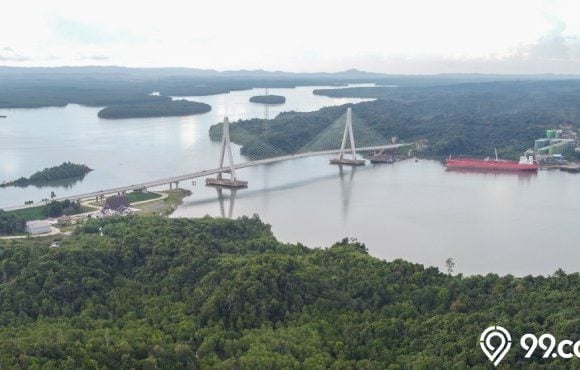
1;0;580;74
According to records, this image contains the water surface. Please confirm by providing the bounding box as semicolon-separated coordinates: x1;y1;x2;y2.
0;85;370;206
173;160;580;276
2;85;579;276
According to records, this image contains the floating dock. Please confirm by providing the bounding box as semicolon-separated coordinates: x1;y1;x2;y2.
329;158;366;166
368;154;396;164
205;178;248;188
559;164;580;173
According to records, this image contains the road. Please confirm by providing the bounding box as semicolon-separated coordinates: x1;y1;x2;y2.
2;144;408;211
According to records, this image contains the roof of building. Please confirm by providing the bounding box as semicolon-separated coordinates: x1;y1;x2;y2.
102;195;130;211
26;220;50;228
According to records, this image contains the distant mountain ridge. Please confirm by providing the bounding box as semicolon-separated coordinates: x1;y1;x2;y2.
2;66;580;81
3;66;580;110
0;66;388;80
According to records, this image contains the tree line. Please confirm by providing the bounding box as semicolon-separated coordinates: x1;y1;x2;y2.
97;99;211;119
215;80;580;160
1;162;92;188
0;215;577;368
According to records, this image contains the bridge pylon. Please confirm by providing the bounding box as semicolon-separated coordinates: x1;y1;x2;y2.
206;117;248;188
330;107;366;166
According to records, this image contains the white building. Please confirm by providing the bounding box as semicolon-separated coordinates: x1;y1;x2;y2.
25;220;51;235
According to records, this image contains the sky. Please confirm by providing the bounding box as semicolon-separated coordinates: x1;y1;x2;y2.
1;0;580;74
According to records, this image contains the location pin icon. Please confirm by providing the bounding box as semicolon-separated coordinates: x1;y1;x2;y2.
480;326;512;366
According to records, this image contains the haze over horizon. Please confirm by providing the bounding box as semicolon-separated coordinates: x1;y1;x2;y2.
2;0;580;74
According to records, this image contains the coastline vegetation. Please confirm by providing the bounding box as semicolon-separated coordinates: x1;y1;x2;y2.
1;162;92;188
0;216;577;368
0;66;385;109
98;99;211;119
249;95;286;104
213;80;580;160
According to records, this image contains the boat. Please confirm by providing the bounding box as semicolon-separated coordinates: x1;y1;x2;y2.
0;115;7;118
446;150;539;172
368;154;396;164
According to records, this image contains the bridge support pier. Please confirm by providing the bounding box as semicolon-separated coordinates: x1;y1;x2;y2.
330;107;366;166
206;116;248;189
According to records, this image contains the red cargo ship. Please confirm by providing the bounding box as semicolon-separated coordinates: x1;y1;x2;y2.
446;152;539;172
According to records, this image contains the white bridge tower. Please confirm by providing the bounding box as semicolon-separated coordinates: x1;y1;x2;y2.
206;116;248;188
330;107;366;166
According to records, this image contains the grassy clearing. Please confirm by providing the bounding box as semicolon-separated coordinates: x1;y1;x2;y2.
126;191;162;203
135;189;191;215
6;204;92;221
6;206;46;221
86;191;162;208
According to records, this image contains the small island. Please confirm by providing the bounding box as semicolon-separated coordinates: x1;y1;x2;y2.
249;95;286;104
98;99;211;119
1;162;92;188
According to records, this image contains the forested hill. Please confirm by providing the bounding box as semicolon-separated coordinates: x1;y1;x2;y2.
0;216;577;368
218;80;580;159
97;99;211;119
0;66;386;109
249;94;286;104
3;67;579;109
1;162;92;188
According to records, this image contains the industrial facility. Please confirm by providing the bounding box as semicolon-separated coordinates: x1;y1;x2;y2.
527;126;580;171
534;128;577;156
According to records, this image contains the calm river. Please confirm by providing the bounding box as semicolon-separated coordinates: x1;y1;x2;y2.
1;86;579;276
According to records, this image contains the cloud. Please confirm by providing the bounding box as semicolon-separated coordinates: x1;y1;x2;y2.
55;17;139;44
0;47;29;61
2;0;580;73
76;54;110;61
513;17;580;61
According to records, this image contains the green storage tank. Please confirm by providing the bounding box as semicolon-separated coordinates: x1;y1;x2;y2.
538;147;550;155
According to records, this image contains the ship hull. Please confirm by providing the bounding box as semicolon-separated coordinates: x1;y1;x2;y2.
446;159;539;171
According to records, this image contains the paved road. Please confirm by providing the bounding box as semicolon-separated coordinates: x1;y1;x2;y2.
2;144;408;211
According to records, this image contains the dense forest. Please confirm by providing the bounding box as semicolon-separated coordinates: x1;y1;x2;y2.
42;199;83;218
213;80;580;159
4;66;579;109
249;95;286;104
97;99;211;119
0;216;577;368
1;162;92;188
0;210;26;235
0;67;387;109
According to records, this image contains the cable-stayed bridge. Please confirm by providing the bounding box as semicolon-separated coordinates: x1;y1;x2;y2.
2;108;409;211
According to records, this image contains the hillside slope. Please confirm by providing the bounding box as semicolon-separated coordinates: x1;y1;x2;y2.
0;216;577;368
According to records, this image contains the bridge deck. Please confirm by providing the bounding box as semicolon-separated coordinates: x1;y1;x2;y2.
2;144;408;211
